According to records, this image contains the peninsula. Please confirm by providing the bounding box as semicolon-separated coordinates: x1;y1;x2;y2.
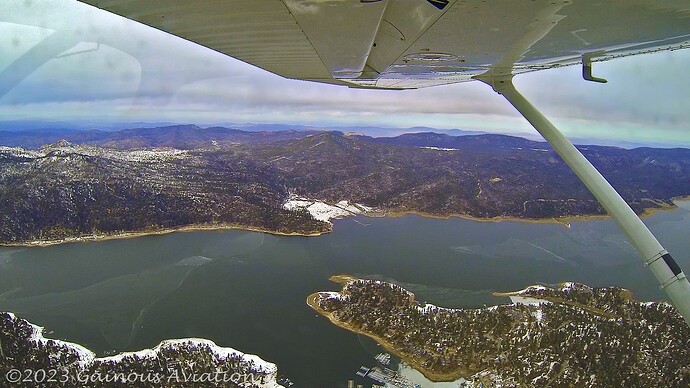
308;276;690;386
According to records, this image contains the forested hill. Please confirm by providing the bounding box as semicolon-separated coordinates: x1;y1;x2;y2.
1;126;689;245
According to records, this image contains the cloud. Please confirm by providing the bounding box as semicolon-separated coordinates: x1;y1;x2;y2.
1;0;689;146
516;50;690;130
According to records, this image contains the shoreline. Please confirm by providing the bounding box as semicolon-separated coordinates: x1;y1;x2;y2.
0;223;329;248
492;283;634;319
306;275;472;383
4;196;689;248
383;194;690;226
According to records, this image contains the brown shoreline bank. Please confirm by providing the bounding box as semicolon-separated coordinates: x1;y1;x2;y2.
0;223;329;248
384;195;689;226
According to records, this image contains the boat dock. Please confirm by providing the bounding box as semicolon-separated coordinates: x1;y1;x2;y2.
375;352;391;366
356;365;415;388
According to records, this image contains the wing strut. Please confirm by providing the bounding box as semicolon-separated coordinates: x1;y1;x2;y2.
478;75;690;327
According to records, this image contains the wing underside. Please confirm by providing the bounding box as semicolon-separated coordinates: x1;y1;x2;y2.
79;0;690;89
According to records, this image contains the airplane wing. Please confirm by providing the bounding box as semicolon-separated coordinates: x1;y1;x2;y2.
78;0;690;89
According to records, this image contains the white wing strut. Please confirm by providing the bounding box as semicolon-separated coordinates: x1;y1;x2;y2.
477;75;690;327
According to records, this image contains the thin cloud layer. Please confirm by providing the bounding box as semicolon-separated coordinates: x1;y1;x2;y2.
0;0;688;146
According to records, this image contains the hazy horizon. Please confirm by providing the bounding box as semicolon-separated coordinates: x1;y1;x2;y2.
2;0;690;150
0;119;685;150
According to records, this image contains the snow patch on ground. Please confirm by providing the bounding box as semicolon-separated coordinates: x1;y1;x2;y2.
532;308;544;322
0;146;45;158
528;285;548;291
510;296;550;306
6;312;282;387
100;338;278;376
283;195;374;223
319;291;349;302
560;282;577;290
420;146;459;151
15;312;96;366
0;144;188;163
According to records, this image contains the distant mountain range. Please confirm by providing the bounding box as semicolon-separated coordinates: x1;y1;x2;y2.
1;125;689;245
3;120;682;148
0;124;495;150
0;122;486;145
0;124;311;149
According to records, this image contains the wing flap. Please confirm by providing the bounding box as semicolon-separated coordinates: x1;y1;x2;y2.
81;0;333;80
282;0;389;79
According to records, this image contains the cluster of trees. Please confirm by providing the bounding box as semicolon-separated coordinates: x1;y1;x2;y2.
515;283;634;317
0;312;278;388
317;280;690;386
0;145;329;243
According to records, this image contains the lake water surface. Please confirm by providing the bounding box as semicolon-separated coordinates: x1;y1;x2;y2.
1;203;689;387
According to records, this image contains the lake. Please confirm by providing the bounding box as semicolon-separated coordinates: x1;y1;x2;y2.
1;202;689;387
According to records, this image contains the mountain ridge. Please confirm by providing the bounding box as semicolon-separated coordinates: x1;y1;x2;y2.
1;127;690;245
4;124;681;151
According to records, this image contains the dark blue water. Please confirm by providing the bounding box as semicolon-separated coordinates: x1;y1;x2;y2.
1;202;689;387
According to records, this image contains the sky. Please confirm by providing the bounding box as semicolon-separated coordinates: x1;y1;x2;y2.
0;0;689;147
